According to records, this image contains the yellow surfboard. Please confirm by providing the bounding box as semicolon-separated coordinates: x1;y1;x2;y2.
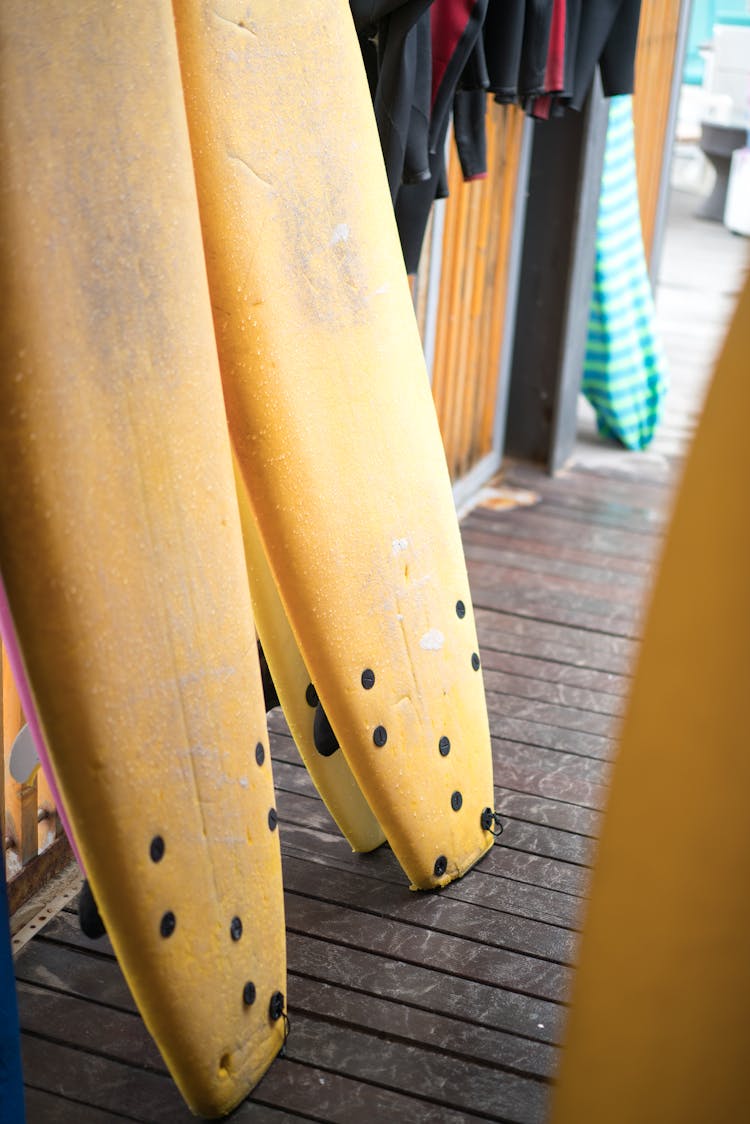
233;457;386;853
0;4;285;1115
552;273;750;1123
173;0;497;891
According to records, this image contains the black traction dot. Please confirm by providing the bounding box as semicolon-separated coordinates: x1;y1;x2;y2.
255;742;265;766
456;600;466;619
438;736;451;757
471;652;481;671
243;981;256;1006
160;911;176;938
150;835;165;863
433;855;447;878
268;808;278;831
305;683;318;708
269;990;285;1021
373;725;388;747
230;916;243;941
451;791;463;811
361;668;375;690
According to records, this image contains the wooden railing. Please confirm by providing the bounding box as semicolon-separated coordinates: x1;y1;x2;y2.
2;644;70;916
415;100;526;483
632;0;684;263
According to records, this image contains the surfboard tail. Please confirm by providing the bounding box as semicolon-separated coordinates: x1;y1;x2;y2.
172;0;497;890
232;455;387;855
0;3;286;1114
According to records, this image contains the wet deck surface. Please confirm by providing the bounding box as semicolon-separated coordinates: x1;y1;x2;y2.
12;189;746;1122
13;456;672;1124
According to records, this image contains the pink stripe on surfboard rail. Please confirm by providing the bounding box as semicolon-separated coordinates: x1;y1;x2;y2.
0;570;83;870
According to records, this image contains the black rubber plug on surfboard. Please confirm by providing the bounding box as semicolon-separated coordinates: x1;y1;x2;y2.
78;878;107;940
313;703;339;757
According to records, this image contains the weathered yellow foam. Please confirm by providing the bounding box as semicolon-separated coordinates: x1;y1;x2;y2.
173;0;495;889
0;3;285;1115
233;456;385;853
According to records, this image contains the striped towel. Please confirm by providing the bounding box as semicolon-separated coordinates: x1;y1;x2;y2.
582;95;667;450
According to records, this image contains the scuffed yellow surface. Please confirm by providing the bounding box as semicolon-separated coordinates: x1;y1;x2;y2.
173;0;495;889
0;3;285;1115
233;456;386;854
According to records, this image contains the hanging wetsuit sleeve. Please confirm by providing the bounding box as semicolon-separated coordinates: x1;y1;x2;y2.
518;0;555;100
569;0;642;110
453;86;488;179
402;12;434;184
483;0;525;102
599;0;642;99
351;0;435;197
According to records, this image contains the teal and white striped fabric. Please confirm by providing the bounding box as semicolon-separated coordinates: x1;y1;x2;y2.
582;95;667;450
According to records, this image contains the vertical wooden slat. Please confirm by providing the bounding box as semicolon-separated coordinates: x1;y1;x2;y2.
447;176;483;475
442;154;473;473
430;141;464;426
478;104;524;456
632;0;683;262
457;165;494;476
428;99;526;484
474;106;506;457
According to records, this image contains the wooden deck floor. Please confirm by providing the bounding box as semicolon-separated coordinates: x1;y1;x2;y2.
12;456;671;1124
12;188;747;1122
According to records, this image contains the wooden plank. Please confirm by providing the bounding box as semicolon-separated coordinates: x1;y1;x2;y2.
270;758;594;869
276;823;588;930
447;177;479;473
282;893;574;1001
18;934;553;1121
486;692;616;746
24;1087;134;1123
7;834;73;916
21;1035;193;1123
288;974;557;1080
469;554;646;611
471;580;642;640
462;519;654;580
441;162;471;476
21;1033;322;1124
50;885;575;1012
468;505;663;558
430;139;464;436
281;857;578;966
458;157;494;476
269;728;603;837
463;533;649;591
632;0;682;261
473;606;639;659
428;100;526;484
283;1010;550;1124
501;462;672;509
483;668;626;718
285;932;567;1049
493;788;601;839
480;106;525;456
474;614;637;678
475;103;507;457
